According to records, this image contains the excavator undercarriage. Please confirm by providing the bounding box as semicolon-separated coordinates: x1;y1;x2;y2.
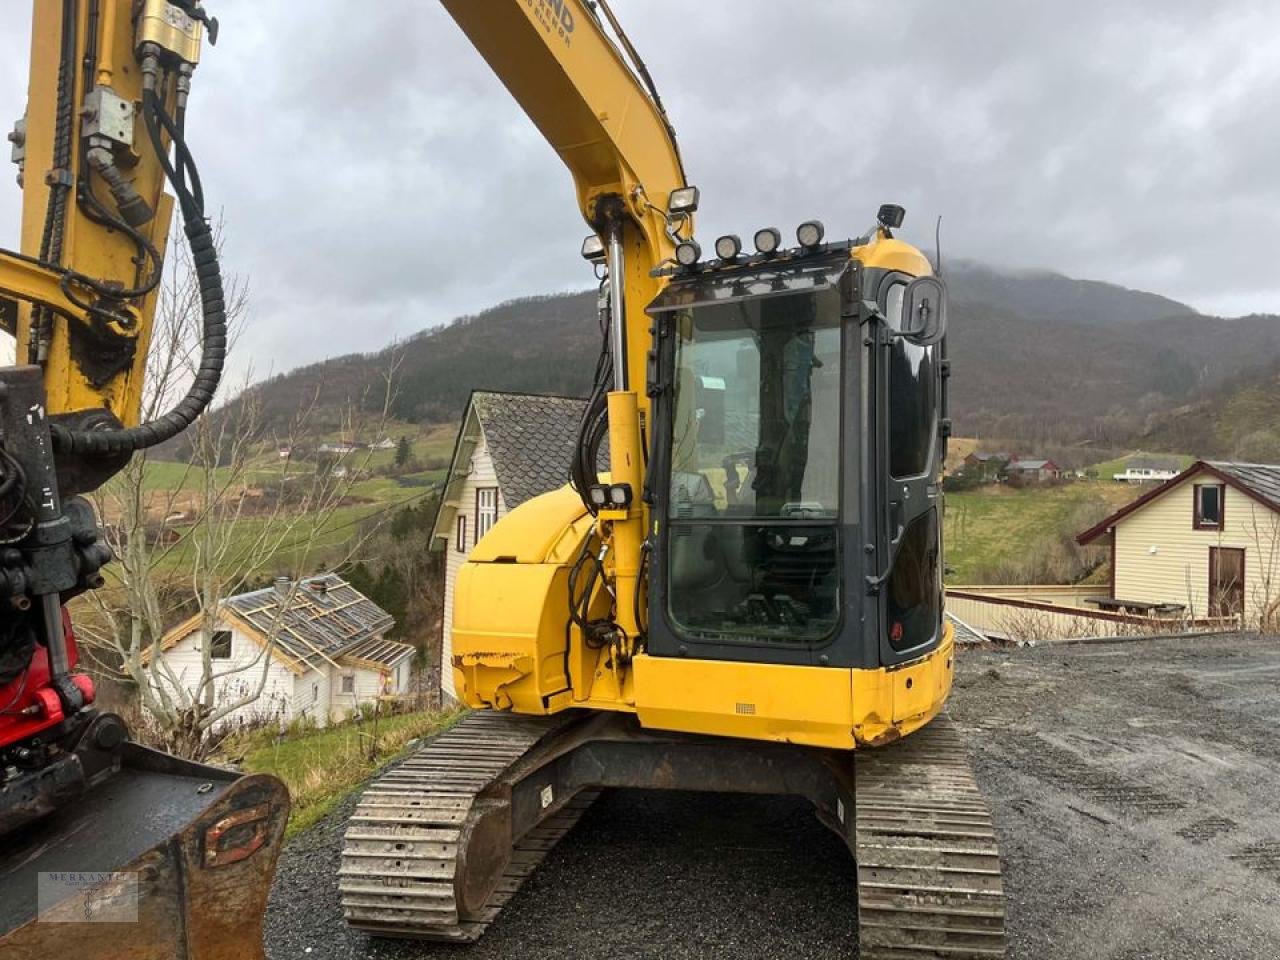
341;710;1005;958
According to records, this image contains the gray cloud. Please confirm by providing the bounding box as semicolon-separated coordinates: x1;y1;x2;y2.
3;1;1279;374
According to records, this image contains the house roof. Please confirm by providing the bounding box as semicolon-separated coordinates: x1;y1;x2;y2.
149;574;395;674
967;452;1008;462
224;573;394;665
338;635;416;670
472;391;597;510
1009;458;1056;471
1125;456;1183;471
1077;459;1280;545
1210;461;1280;505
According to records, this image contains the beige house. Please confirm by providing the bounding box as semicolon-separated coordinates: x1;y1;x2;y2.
148;574;414;729
1077;461;1280;626
430;391;596;700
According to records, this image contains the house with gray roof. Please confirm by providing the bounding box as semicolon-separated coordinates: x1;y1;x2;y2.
1077;460;1280;627
1005;457;1062;482
429;390;594;699
149;574;414;729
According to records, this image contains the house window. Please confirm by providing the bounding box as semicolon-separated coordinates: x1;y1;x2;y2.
456;514;467;553
476;487;498;540
341;674;355;694
210;630;232;660
1194;484;1225;529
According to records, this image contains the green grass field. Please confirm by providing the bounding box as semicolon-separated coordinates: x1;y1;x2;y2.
118;425;450;577
225;707;465;837
945;481;1139;582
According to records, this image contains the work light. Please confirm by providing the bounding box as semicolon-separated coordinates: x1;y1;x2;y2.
675;240;701;267
877;203;906;229
668;186;701;215
796;220;825;248
715;234;742;260
581;234;605;262
753;227;781;255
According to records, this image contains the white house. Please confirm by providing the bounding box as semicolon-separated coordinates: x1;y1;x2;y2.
1113;455;1183;484
319;441;360;456
148;573;415;729
430;391;596;701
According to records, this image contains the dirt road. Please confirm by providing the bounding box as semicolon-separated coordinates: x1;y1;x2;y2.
266;633;1280;959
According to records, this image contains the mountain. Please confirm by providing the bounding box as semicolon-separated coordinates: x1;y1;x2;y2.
241;291;600;431
193;263;1280;457
950;303;1280;444
945;260;1196;327
1137;360;1280;459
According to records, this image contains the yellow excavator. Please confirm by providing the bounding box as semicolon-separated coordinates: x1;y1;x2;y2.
0;2;1004;958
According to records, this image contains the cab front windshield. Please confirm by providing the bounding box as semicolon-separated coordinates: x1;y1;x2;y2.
665;288;842;645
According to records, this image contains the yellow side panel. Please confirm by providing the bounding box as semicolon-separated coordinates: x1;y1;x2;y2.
631;625;955;751
468;485;590;564
452;562;569;713
632;655;858;749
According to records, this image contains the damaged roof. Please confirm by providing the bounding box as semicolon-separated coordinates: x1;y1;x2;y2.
339;634;416;669
223;573;395;667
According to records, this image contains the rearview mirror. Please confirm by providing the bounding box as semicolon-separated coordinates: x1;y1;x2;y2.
901;276;948;346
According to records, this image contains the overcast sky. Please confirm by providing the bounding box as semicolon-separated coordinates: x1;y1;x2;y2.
3;1;1279;377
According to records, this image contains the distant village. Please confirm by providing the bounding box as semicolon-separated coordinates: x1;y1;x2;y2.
950;450;1183;487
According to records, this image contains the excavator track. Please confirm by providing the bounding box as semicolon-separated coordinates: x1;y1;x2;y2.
339;711;597;941
854;713;1006;959
340;709;1004;956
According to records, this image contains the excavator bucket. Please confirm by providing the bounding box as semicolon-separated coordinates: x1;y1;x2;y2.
0;735;288;960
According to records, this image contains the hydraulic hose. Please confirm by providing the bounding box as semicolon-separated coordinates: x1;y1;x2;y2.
51;83;226;456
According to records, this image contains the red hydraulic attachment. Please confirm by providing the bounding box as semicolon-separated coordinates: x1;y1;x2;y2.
0;608;94;749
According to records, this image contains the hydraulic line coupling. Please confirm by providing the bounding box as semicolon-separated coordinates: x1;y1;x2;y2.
135;0;211;65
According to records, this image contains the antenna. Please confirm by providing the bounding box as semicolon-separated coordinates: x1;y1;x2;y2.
935;215;944;277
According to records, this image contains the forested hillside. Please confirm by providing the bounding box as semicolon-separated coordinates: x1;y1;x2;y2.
181;263;1280;458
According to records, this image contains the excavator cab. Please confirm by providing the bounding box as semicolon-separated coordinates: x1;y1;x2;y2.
645;231;950;671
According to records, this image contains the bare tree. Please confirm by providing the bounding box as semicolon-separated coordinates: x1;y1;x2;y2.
78;228;402;757
1245;504;1280;634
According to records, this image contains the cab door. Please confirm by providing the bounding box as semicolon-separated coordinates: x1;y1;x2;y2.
871;275;944;667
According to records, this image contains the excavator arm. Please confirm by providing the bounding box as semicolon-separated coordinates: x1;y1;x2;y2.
441;0;689;265
1;6;287;959
441;0;697;645
4;0;221;438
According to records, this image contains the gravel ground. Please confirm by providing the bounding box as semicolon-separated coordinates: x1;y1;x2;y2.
266;633;1280;959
